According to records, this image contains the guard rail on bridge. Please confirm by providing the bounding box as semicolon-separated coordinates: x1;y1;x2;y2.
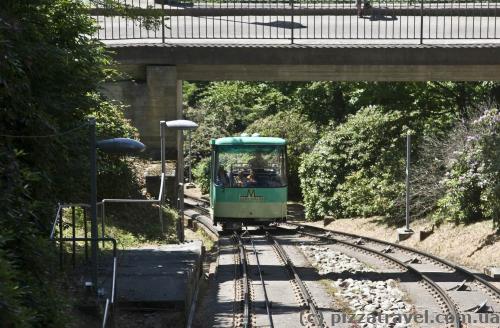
89;0;500;43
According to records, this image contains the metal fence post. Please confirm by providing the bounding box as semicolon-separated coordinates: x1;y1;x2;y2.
83;208;89;263
419;0;424;44
59;208;64;270
290;0;295;44
71;206;76;268
162;0;165;43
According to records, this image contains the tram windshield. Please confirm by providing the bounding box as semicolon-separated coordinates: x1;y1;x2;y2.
215;145;287;188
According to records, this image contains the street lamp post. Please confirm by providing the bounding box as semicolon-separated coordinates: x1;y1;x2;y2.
397;131;414;241
89;119;145;292
159;120;198;242
89;119;98;290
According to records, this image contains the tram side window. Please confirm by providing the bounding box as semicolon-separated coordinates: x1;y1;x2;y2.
215;145;287;188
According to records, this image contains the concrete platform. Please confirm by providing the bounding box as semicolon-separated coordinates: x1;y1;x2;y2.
114;241;203;309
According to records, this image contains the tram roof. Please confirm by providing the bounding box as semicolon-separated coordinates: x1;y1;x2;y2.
212;136;286;146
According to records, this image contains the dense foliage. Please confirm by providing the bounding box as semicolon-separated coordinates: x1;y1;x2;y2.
434;109;500;226
185;80;499;228
0;1;143;325
192;157;211;194
299;106;407;219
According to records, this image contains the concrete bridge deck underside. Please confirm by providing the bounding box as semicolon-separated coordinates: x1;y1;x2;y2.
109;43;500;81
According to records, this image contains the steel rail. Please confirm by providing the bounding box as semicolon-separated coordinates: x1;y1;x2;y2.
184;196;220;237
288;223;500;298
249;237;275;328
284;225;462;328
266;233;324;327
235;233;251;328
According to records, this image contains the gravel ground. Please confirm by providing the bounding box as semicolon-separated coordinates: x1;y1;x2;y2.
300;244;374;274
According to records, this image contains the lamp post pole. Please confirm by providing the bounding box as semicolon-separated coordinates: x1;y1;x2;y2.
178;129;185;242
160;121;166;176
89;118;98;290
162;120;198;243
160;121;166;233
405;132;412;232
188;131;192;184
87;119;146;294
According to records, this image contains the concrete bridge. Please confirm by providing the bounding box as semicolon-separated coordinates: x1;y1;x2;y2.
95;1;500;153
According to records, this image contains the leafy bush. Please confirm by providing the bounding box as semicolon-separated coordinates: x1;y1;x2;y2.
193;157;211;194
300;106;407;220
245;111;318;198
434;108;500;226
335;168;404;218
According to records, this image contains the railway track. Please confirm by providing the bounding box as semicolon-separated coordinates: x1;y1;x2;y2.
280;224;460;328
184;196;219;237
283;222;500;327
185;195;500;327
233;232;275;328
266;232;324;327
234;233;252;327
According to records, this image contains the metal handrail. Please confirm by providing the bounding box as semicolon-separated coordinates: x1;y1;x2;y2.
99;172;166;235
49;204;118;328
50;171;167;327
102;256;118;328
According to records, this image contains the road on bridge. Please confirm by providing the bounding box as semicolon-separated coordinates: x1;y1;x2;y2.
92;1;500;43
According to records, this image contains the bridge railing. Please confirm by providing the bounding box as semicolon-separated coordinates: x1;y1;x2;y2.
88;0;500;42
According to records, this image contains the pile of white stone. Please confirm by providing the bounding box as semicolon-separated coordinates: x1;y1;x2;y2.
299;244;412;327
300;244;374;274
332;278;413;328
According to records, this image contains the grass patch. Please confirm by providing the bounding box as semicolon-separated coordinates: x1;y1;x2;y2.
186;226;215;251
318;278;352;313
59;204;179;252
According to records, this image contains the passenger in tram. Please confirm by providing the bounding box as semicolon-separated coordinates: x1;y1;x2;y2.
216;166;230;187
234;171;248;187
246;169;258;187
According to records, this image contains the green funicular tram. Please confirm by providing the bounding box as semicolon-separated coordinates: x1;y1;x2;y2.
210;135;288;230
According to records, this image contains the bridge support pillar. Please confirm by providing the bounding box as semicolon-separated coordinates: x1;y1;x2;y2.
146;65;182;159
101;65;182;160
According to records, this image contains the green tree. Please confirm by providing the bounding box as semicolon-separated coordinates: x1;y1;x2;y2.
0;1;142;325
245;111;318;198
294;82;353;125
